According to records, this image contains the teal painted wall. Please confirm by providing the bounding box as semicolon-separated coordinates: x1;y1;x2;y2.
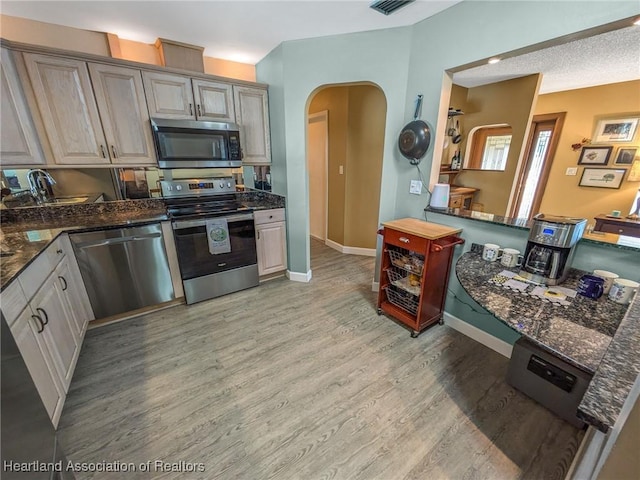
256;1;640;341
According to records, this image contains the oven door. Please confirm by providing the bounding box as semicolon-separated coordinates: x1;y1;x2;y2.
172;213;257;280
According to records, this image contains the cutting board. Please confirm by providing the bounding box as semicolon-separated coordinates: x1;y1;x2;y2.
382;218;462;240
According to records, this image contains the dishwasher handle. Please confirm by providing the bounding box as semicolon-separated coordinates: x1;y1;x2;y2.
75;232;162;250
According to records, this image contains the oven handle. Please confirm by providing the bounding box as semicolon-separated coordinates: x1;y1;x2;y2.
172;213;254;230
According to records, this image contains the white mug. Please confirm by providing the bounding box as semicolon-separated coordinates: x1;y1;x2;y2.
482;243;502;262
608;278;639;305
501;248;523;268
593;270;619;295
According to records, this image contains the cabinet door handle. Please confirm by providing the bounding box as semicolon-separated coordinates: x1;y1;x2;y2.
56;249;63;255
197;104;202;117
399;237;410;244
257;231;260;240
100;145;107;158
58;275;68;291
36;308;49;326
189;103;193;116
111;145;117;158
32;315;45;333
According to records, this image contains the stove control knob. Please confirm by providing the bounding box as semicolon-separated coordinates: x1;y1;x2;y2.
227;182;231;188
219;182;224;188
166;185;173;191
176;185;182;191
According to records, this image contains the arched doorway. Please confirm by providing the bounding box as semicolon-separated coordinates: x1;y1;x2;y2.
306;83;387;265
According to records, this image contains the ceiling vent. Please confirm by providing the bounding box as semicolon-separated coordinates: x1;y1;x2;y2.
369;0;414;16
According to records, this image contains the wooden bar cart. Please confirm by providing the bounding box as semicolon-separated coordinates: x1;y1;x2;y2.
377;218;464;337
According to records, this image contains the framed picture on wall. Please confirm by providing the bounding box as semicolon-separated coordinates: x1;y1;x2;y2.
577;146;612;165
613;147;638;165
579;168;626;189
628;160;640;182
592;117;639;143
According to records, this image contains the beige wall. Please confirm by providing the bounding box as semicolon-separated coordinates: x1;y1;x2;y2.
309;84;385;249
309;87;348;245
0;14;110;56
597;394;640;480
451;74;541;215
0;14;256;82
344;86;385;249
536;80;640;222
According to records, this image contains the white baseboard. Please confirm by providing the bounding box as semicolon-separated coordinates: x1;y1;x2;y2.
343;246;376;256
443;312;513;358
372;280;379;292
287;269;312;283
325;238;376;256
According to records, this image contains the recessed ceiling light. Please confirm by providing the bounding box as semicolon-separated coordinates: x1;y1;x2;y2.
488;58;501;65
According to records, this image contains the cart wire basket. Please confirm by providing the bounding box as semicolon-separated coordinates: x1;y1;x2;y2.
385;265;421;296
384;284;419;316
387;248;424;276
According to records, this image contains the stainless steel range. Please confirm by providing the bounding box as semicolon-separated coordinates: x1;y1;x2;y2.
162;177;258;305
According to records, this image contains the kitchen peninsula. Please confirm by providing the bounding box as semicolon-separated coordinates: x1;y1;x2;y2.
455;250;639;433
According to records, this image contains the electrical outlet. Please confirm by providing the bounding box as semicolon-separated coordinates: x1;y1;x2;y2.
410;180;422;195
339;165;344;175
566;167;578;176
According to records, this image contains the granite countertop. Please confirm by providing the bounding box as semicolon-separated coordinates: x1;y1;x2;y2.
1;199;169;290
455;250;639;432
455;251;628;372
578;293;640;432
1;191;287;291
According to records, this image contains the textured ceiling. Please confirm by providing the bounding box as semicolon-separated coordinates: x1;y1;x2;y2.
0;0;462;64
453;26;640;94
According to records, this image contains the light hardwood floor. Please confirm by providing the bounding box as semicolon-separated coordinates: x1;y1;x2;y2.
58;239;584;479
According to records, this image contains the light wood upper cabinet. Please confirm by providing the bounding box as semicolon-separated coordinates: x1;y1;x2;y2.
88;63;156;165
233;86;271;165
192;79;235;122
143;71;236;122
142;71;195;120
23;53;110;165
0;47;46;165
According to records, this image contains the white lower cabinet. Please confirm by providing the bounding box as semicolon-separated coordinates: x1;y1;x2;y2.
55;237;95;336
10;307;65;425
255;209;287;276
3;233;93;427
30;272;80;391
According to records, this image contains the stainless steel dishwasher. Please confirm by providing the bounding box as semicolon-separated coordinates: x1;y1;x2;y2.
70;224;175;319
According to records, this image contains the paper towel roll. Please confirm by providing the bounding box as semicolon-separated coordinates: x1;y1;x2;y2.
430;183;450;209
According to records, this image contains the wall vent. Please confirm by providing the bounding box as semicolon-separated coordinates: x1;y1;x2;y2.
369;0;414;16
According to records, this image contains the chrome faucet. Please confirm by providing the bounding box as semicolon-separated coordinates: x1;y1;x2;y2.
26;169;56;204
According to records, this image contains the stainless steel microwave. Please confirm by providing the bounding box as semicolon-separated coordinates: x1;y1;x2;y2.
151;118;242;168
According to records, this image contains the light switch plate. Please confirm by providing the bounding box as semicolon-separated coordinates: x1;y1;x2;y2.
339;165;344;175
410;180;422;195
566;167;578;176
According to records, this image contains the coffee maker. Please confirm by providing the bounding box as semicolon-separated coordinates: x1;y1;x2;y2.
519;214;587;285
